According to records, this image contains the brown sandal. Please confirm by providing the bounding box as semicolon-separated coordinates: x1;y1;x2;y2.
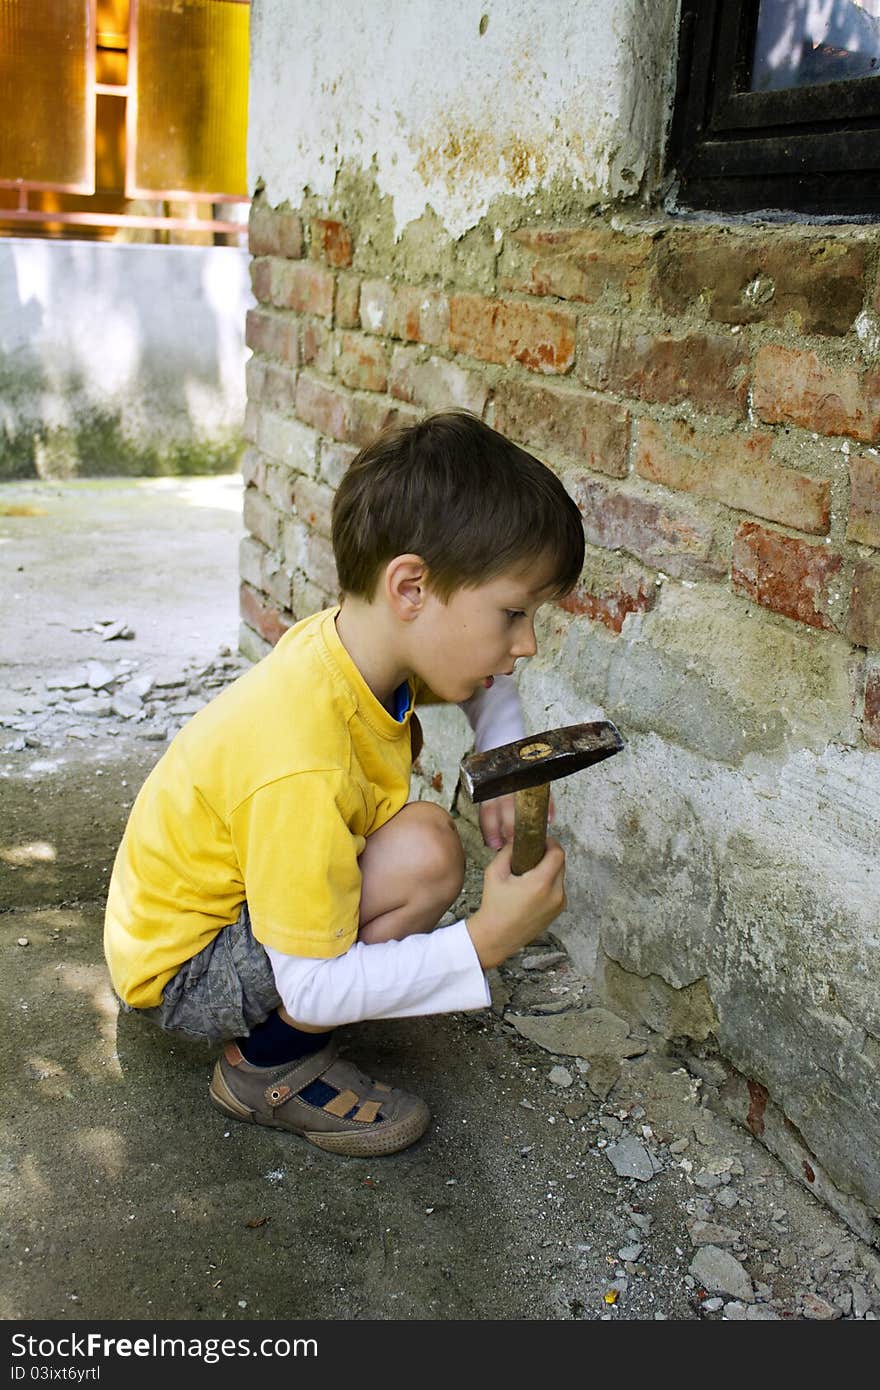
209;1036;430;1156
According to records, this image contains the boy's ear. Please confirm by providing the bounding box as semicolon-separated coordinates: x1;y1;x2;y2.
384;554;429;621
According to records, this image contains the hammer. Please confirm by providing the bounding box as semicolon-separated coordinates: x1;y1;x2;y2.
460;720;624;874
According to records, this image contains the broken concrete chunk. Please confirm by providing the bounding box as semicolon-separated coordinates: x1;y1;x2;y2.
110;693;143;719
69;695;112;717
97;620;134;641
584;1055;621;1100
605;1135;662;1181
45;667;90;690
124;673;154;699
508;1007;647;1060
689;1246;755;1302
548;1065;573;1088
521;951;568;971
687;1220;742;1247
800;1291;843;1320
86;661;115;689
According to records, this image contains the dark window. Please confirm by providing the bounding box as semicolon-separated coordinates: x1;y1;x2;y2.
668;0;880;215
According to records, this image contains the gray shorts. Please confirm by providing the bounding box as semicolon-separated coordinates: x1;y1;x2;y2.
120;902;282;1044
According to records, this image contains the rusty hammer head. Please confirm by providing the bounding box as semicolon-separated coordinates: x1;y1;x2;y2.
460;720;625;874
460;720;624;804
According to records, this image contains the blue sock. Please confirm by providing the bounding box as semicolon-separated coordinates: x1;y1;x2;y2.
238;1011;332;1067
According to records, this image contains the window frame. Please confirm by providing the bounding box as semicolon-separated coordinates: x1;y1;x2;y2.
667;0;880;216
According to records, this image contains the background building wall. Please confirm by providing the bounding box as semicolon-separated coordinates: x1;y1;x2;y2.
243;0;880;1247
0;239;252;477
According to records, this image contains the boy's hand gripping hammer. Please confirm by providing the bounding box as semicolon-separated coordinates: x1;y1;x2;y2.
460;720;624;874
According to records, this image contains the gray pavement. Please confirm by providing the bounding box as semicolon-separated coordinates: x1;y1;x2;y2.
1;475;879;1326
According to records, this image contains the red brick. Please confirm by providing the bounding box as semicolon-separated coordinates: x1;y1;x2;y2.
579;320;749;415
304;531;339;594
272;261;335;318
299;319;334;374
240;582;293;647
249;257;273;304
239;535;266;590
262;553;294;611
319;440;359;488
336;273;361;329
652;229;866;335
294;477;334;539
502;225;653;304
243;486;280;550
449;294;576;374
265;462;297;514
245;356;267;403
294;372;402;446
311;218;353;268
360;280;449;347
635;418;830;535
248;201;303;259
571;477;726;580
245;307;298;364
260;362;298;415
239;447;267;491
292;570;333;621
732;522;842;631
335;331;389;392
389;347;488;415
754;346;880;443
558;568;657;634
242;400;259;444
865;663;880;747
847;453;880;547
493;378;629;478
849;558;880;647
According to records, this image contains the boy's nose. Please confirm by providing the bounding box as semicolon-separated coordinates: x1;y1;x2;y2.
511;623;537;659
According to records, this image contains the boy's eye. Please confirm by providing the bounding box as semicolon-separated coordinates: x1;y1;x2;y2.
505;610;526;621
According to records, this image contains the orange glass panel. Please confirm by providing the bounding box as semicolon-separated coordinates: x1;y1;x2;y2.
0;0;95;190
97;0;129;49
129;0;249;197
96;48;128;86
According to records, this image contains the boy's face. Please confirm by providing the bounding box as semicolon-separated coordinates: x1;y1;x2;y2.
411;556;560;703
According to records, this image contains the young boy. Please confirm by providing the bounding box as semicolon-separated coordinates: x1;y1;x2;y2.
104;410;585;1157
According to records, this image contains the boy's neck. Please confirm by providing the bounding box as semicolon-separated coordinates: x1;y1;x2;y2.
334;598;410;712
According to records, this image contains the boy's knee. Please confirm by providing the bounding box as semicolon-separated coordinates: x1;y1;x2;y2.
401;801;465;898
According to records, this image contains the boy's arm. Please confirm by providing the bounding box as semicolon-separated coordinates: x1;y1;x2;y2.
266;832;567;1026
458;675;525;849
266;921;490;1028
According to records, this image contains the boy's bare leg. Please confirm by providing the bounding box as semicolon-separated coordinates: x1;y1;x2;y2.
357;800;465;944
276;801;464;1031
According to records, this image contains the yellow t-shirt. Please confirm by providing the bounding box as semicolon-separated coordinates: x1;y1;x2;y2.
104;607;417;1007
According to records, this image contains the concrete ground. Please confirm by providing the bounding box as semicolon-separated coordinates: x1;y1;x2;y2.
2;476;879;1327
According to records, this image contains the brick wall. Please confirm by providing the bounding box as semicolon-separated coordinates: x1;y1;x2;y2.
239;200;880;751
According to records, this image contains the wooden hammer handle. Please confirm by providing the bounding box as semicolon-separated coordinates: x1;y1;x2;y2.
511;783;550;875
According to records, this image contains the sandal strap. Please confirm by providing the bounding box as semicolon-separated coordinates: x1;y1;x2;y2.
224;1037;397;1122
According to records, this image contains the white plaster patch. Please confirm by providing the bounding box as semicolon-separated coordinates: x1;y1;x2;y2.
249;0;679;238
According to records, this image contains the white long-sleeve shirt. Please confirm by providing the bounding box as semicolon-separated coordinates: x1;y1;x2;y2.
267;676;524;1027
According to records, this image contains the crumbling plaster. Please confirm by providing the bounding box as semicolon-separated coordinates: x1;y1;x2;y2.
248;0;679;238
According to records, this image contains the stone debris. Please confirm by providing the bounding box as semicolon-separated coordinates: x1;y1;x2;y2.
1;646;248;754
800;1291;843;1320
605;1135;663;1182
548;1066;574;1088
509;1007;648;1063
687;1220;742;1247
521;951;568;971
690;1246;755;1302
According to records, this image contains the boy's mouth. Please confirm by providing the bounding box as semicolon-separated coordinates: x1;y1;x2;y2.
483;676;494;689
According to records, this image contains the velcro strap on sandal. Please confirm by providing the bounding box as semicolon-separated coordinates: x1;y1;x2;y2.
354;1100;382;1123
322;1087;359;1118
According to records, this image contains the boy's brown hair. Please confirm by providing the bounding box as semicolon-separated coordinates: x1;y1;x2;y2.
331;410;585;601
